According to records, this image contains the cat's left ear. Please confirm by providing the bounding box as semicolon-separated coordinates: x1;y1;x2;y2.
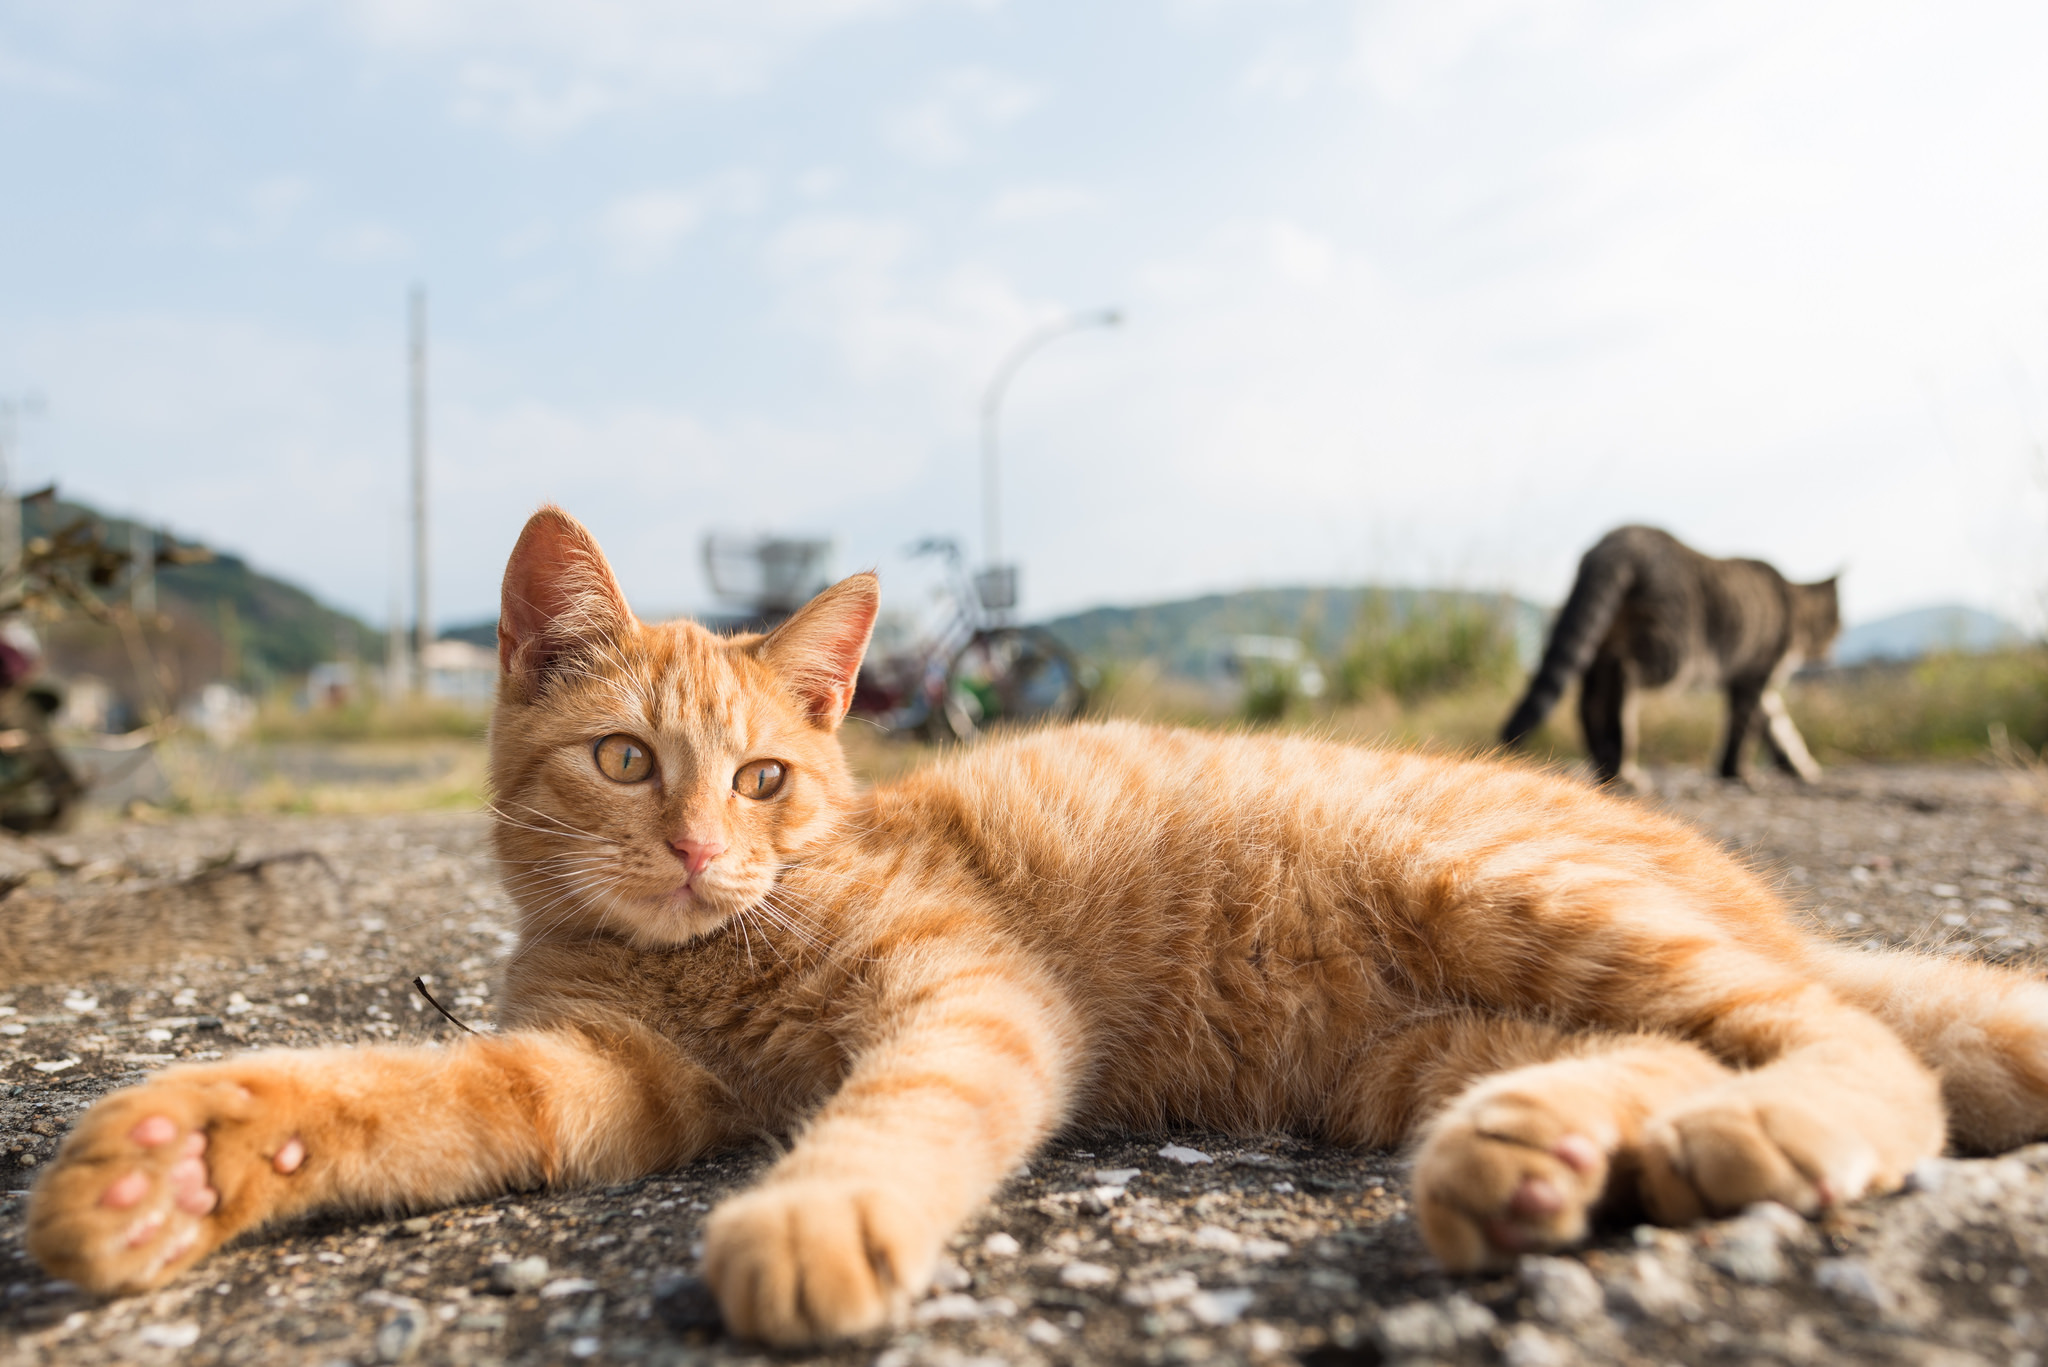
756;573;879;730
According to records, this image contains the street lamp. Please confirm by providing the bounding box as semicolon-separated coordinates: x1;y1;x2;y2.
978;309;1122;609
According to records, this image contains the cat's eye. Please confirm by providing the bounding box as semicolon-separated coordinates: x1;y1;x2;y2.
734;760;787;800
593;734;655;784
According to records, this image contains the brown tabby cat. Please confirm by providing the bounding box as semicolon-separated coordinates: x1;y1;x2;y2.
1500;525;1841;790
27;509;2048;1346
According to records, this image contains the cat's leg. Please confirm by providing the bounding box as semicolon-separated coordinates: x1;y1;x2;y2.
1757;688;1822;782
1808;943;2048;1152
702;949;1075;1346
1578;650;1636;788
1353;1017;1732;1270
1618;948;1945;1226
29;1021;726;1295
1717;679;1766;783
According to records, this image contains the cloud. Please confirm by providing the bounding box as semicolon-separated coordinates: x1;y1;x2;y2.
597;173;763;270
339;0;934;134
986;184;1095;223
884;66;1042;165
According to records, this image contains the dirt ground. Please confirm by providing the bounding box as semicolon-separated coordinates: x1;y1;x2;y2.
2;759;2046;1367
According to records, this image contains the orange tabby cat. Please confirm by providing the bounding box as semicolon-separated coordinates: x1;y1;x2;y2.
27;508;2048;1345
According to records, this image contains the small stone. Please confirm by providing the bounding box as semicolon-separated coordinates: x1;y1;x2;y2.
1025;1316;1065;1345
1604;1251;1698;1322
1191;1225;1242;1253
1059;1261;1118;1289
489;1256;549;1295
1501;1322;1571;1367
568;1336;600;1358
1246;1323;1286;1356
398;1217;432;1236
1704;1217;1785;1284
1187;1288;1255;1326
982;1231;1022;1258
1094;1168;1141;1186
1122;1273;1199;1307
1158;1145;1212;1165
138;1323;202;1349
652;1272;721;1333
540;1277;598;1298
933;1258;972;1291
374;1306;427;1362
1814;1258;1891;1313
1372;1294;1498;1355
1518;1256;1603;1325
915;1293;985;1323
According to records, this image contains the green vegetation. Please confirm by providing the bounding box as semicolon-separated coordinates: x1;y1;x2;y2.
249;694;488;743
1335;591;1522;704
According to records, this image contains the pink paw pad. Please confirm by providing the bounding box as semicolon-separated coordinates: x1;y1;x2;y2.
1509;1176;1564;1219
131;1115;178;1147
273;1137;305;1174
1552;1134;1601;1175
101;1171;150;1209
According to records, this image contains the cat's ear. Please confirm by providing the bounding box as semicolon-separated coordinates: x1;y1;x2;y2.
497;506;635;697
755;572;879;730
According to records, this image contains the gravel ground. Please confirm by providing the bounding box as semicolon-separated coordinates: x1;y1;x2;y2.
2;761;2046;1367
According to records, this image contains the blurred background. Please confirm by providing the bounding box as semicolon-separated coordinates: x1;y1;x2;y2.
0;0;2044;813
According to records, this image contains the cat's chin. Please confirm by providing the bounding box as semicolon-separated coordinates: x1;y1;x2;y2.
615;889;742;948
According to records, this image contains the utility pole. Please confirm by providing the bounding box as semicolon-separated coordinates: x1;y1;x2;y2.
409;286;430;695
979;310;1121;573
130;523;155;616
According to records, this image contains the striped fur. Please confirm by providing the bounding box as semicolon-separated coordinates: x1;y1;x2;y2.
28;508;2048;1346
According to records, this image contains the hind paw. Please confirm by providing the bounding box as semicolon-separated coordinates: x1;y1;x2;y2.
1415;1089;1614;1271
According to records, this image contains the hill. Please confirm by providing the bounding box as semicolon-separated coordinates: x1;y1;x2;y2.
25;494;380;717
1040;586;1548;674
1833;604;2027;665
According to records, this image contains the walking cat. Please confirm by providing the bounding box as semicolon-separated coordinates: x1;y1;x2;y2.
1500;525;1840;789
29;508;2048;1347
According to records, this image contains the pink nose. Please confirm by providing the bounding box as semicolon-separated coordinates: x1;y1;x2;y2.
670;836;726;875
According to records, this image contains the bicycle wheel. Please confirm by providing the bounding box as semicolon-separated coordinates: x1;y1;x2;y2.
940;627;1086;742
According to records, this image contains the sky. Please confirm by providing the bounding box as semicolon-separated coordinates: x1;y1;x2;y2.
2;0;2046;635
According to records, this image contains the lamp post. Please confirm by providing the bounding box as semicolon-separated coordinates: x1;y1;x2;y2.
979;309;1121;581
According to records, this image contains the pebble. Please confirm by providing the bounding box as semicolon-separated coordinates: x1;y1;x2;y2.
1704;1216;1786;1285
1603;1251;1700;1322
1025;1317;1065;1345
373;1304;427;1362
1122;1273;1199;1307
1519;1255;1604;1325
137;1323;201;1349
914;1293;1018;1323
1158;1145;1213;1165
1058;1261;1118;1289
1186;1288;1255;1326
981;1231;1021;1258
1501;1322;1572;1367
488;1256;550;1295
1372;1293;1498;1355
540;1277;599;1298
1814;1258;1892;1313
1094;1168;1141;1186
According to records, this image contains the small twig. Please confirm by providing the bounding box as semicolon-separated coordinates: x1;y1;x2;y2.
411;976;475;1034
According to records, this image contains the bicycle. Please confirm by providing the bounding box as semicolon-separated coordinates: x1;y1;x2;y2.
849;539;1087;742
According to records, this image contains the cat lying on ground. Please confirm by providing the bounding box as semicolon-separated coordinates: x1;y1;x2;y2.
29;507;2048;1346
1501;525;1840;790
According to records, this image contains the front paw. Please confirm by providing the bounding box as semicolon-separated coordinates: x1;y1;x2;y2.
1638;1086;1905;1223
702;1180;935;1346
1414;1089;1613;1272
27;1066;309;1294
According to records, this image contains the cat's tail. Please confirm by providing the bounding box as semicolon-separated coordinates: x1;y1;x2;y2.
1499;531;1637;747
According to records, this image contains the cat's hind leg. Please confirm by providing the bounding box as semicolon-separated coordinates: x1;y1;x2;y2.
1579;650;1644;790
1809;943;2048;1152
1757;688;1822;782
1370;1021;1731;1270
29;1022;725;1295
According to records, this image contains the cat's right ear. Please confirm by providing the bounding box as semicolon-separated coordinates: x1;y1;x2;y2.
497;506;635;700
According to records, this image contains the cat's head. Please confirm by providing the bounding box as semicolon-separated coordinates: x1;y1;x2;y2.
1794;576;1842;658
487;506;877;949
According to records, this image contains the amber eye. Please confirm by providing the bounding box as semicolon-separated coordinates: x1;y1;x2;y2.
593;735;654;784
734;760;787;800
